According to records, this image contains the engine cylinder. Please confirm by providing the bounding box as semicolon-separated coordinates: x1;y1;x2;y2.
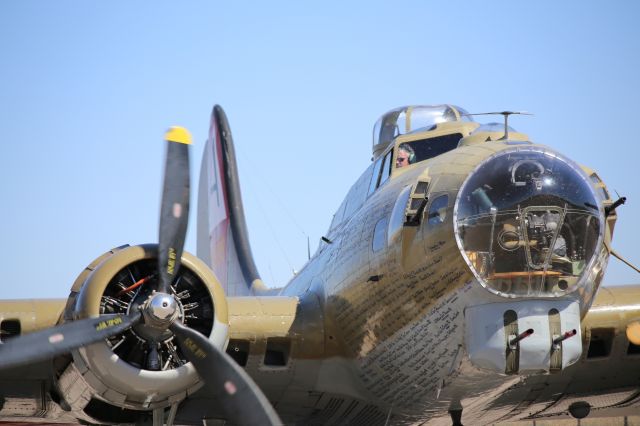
60;244;229;411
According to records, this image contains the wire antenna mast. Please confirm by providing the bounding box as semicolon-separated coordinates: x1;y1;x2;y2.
464;111;533;140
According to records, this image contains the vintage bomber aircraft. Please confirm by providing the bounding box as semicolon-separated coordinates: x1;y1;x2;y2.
0;104;639;425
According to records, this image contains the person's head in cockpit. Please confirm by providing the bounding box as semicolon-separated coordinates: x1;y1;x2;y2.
396;144;416;168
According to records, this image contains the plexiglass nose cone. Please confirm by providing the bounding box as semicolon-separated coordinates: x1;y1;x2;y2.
454;148;604;297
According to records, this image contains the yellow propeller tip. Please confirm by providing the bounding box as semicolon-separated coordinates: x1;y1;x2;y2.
165;126;192;145
626;321;640;345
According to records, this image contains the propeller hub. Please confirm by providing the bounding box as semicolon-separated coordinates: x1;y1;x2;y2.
139;292;181;337
149;293;178;320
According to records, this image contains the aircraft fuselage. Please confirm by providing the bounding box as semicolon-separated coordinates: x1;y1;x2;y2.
276;134;610;423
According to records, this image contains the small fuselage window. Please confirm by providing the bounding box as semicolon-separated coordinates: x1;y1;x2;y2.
428;194;449;225
372;217;388;252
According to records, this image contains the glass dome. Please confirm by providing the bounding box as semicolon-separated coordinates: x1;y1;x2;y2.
454;148;603;297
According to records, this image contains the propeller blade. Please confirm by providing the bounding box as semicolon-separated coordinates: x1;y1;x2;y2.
0;311;142;370
170;321;282;426
158;127;191;294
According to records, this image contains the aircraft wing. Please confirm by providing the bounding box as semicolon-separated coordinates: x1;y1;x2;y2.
0;294;303;425
451;284;640;424
2;285;640;424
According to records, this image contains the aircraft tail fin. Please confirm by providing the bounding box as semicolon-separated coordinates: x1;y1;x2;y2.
197;105;268;296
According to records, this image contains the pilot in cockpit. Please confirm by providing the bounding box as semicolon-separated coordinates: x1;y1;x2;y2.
396;143;416;168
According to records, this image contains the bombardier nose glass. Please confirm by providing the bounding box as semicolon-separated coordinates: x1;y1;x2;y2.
454;149;603;297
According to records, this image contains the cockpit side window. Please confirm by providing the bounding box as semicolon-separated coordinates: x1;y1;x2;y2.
368;149;393;195
379;150;392;186
400;133;463;165
368;157;383;196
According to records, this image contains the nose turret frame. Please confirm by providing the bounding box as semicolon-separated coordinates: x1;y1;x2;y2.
453;146;606;298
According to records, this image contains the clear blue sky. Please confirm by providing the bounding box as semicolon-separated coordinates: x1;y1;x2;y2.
1;2;639;299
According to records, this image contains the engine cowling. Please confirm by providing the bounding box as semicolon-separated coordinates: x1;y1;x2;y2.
56;244;229;417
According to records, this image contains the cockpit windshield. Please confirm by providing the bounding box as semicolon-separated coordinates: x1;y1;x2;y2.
395;133;463;168
372;105;473;158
